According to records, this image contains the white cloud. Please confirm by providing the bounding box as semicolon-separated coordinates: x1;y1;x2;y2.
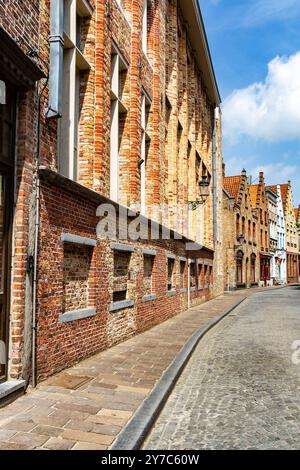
223;52;300;142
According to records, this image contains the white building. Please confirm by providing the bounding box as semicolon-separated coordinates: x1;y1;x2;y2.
266;185;287;284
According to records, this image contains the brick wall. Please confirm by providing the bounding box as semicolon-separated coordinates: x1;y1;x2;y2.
36;177;214;380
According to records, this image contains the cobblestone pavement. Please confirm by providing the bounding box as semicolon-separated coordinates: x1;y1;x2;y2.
0;286;285;450
143;286;300;450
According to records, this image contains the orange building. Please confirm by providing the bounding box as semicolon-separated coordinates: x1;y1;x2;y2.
249;172;272;286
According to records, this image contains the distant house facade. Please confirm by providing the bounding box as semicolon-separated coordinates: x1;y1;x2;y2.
223;170;259;291
266;185;287;285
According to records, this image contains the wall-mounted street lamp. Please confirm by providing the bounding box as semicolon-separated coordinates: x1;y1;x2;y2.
189;175;210;210
235;234;246;248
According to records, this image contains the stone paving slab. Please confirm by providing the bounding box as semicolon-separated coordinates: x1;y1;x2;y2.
0;286;283;450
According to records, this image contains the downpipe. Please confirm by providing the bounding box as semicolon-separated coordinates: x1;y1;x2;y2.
32;78;48;388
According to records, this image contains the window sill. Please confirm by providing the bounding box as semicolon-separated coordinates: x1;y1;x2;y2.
180;288;187;294
59;307;97;323
142;294;157;302
109;300;134;312
167;290;176;297
190;287;197;292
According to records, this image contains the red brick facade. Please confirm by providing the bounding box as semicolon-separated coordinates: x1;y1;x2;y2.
0;0;223;384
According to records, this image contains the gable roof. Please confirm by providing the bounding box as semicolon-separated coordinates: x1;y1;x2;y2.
266;185;278;194
280;184;289;211
223;176;242;201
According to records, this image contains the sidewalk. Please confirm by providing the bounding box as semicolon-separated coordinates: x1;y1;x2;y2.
0;286;284;450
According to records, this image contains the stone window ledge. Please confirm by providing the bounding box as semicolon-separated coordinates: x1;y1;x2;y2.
111;242;134;253
167;254;176;260
59;307;97;323
143;249;157;256
167;290;176;297
109;300;134;312
180;288;187;294
61;233;97;247
142;294;157;302
190;287;197;292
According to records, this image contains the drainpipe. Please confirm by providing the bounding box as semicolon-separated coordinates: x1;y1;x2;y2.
46;0;64;119
212;106;219;244
188;260;191;309
32;77;48;388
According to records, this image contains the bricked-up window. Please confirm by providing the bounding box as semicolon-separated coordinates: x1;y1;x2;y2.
63;243;93;312
248;220;252;242
113;250;131;302
144;254;155;295
190;261;196;288
59;0;92;181
110;45;128;201
167;257;175;291
180;260;186;289
141;93;151;214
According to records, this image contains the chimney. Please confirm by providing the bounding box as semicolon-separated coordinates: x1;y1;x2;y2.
259;171;264;184
222;162;226;177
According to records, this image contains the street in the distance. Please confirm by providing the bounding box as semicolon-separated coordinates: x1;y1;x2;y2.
143;287;300;450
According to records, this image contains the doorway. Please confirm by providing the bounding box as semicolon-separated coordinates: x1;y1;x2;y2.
0;82;16;382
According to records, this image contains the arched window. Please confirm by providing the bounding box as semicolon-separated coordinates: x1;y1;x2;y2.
236;250;244;285
236;214;240;240
248;220;251;242
251;254;256;283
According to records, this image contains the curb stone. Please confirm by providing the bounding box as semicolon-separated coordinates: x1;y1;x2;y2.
111;297;247;450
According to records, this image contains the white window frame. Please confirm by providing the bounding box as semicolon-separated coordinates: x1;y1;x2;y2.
110;44;128;202
142;0;148;55
59;0;91;181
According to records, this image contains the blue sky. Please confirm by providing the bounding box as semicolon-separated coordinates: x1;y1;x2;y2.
199;0;300;204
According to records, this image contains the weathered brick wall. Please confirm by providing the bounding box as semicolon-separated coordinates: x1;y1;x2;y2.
0;0;43;382
2;0;224;382
37;178;214;380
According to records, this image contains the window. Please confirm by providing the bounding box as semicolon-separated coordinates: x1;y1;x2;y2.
110;44;128;201
180;259;186;289
242;217;246;239
59;0;92;181
140;92;151;214
63;243;93;312
143;253;154;296
113;250;131;302
142;0;148;54
248;220;252;242
198;263;203;289
236;214;240;240
196;152;201;184
209;266;213;287
236;251;243;284
253;222;256;244
251;254;256;283
190;261;196;289
167;257;175;292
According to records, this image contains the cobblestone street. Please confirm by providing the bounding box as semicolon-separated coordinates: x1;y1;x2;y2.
143;287;300;450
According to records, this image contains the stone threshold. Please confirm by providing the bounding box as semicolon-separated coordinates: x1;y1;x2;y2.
0;380;26;406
